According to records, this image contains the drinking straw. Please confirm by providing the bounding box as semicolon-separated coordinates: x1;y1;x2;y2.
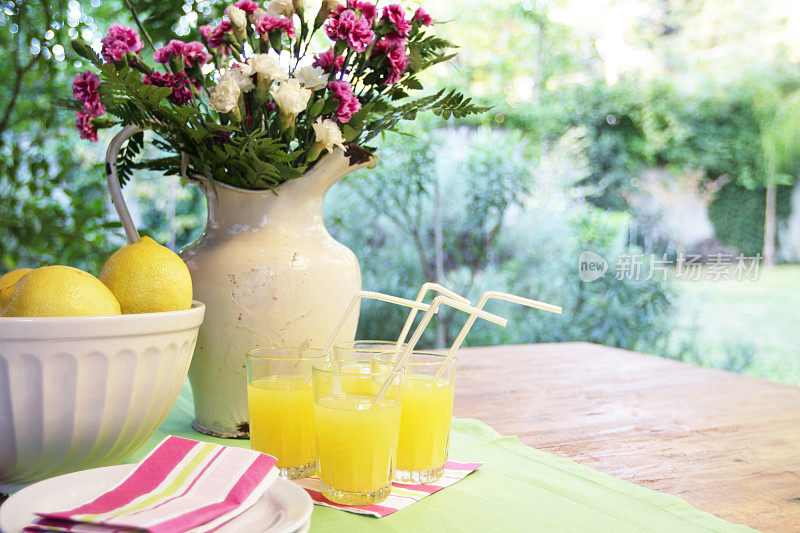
373;296;508;405
307;290;436;387
319;290;435;359
395;282;470;351
431;291;562;384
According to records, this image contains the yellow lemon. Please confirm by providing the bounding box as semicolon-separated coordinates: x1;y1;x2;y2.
0;268;32;313
99;236;192;314
3;266;121;317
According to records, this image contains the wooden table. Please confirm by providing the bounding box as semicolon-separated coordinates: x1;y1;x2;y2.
453;342;800;533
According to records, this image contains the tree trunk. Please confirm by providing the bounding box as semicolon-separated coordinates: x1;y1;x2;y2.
763;182;777;267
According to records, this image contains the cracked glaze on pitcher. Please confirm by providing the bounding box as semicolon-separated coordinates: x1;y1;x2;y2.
181;147;375;437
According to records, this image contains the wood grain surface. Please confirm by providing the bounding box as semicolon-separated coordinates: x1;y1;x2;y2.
453;342;800;532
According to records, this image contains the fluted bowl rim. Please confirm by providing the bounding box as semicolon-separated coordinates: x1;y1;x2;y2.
0;301;205;340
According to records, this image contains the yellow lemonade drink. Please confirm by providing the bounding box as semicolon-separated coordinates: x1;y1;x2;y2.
247;376;315;469
312;359;403;505
372;351;456;484
396;375;455;473
246;347;324;479
314;395;401;502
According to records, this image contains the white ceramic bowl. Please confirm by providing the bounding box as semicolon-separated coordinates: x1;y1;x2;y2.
0;302;205;492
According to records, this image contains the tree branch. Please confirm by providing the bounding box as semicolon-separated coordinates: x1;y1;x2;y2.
0;3;46;136
123;0;156;51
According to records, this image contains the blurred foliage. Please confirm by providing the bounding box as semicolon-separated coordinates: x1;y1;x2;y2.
132;171;206;250
0;1;123;273
328;122;533;345
328;126;675;351
707;183;793;257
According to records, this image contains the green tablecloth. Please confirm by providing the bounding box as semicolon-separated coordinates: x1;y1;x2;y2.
131;384;753;532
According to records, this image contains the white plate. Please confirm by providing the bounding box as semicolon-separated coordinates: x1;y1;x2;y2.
0;464;313;533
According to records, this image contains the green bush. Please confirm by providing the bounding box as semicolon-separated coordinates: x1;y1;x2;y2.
707;182;792;256
326;126;676;352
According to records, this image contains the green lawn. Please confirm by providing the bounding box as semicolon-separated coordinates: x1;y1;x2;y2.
672;265;800;385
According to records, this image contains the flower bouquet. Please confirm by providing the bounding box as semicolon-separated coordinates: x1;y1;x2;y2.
69;0;486;190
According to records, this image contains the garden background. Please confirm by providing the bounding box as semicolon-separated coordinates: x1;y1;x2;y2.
2;0;799;383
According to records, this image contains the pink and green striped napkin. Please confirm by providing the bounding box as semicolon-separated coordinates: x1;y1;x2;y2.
294;460;484;517
26;436;278;533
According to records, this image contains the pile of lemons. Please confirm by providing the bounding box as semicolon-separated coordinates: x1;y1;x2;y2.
0;237;193;317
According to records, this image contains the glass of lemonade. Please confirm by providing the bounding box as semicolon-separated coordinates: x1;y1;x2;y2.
246;347;325;479
333;340;405;361
312;359;402;505
373;351;456;484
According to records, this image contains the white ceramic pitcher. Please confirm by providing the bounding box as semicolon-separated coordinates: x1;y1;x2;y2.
106;125;375;437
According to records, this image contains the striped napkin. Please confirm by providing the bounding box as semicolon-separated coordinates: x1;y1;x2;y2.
294;460;484;517
26;436;278;533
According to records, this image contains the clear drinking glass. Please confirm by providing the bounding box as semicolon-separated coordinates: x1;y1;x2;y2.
246;347;325;479
333;340;405;361
312;359;403;505
373;351;456;484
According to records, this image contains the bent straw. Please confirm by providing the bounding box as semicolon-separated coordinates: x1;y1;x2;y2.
373;296;508;405
431;291;563;384
320;290;435;359
394;282;470;352
307;290;436;386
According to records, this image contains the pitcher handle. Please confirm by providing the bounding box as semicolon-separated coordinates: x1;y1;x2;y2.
105;124;146;244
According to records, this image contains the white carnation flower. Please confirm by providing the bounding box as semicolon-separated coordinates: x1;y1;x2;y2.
295;66;329;91
209;75;241;114
267;0;294;17
271;78;312;118
313;118;346;153
224;64;255;93
226;5;247;30
248;53;288;84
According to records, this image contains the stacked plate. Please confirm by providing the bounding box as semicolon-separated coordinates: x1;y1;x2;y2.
0;464;313;533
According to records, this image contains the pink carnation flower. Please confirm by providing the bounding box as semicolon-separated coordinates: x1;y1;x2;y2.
324;9;375;52
313;48;346;74
377;31;407;47
75;112;98;142
255;15;297;38
81;92;106;118
72;70;99;102
328;80;361;123
199;24;213;42
154;40;210;69
373;39;408;85
380;4;411;40
101;23;144;63
384;43;408;84
234;0;260;13
143;72;194;105
413;7;432;26
336;1;377;24
183;41;211;67
208;20;232;49
153;39;185;64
